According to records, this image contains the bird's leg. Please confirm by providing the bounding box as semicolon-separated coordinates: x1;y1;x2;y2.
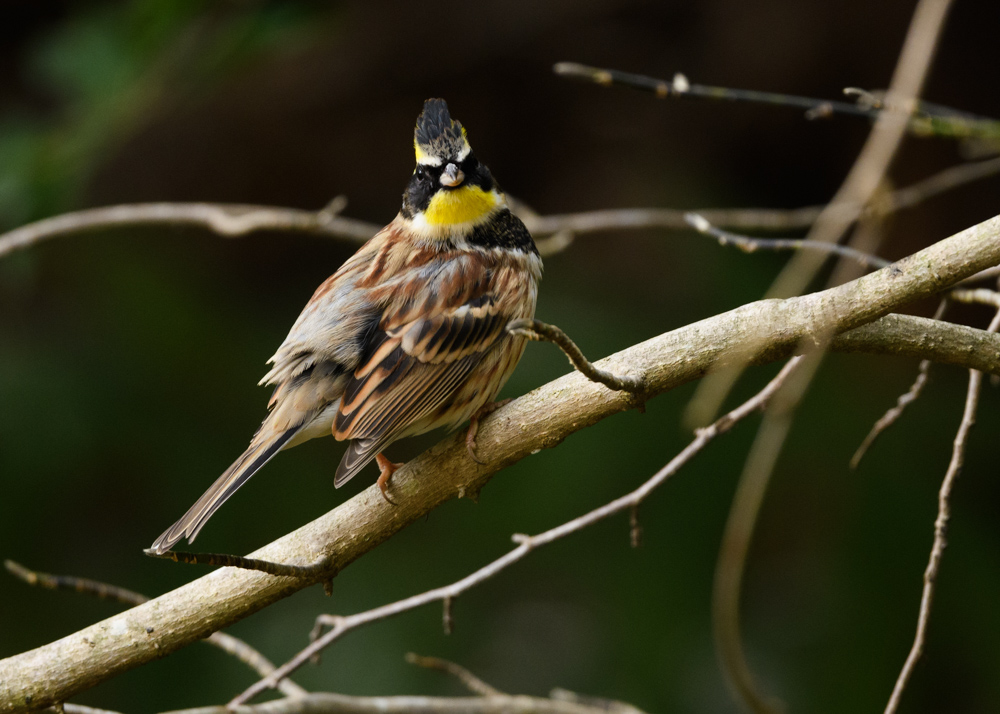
465;398;514;465
375;453;403;505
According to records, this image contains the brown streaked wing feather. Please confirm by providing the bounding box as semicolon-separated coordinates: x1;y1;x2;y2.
333;294;510;453
332;355;481;488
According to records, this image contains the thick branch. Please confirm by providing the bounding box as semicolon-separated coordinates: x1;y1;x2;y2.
1;214;999;711
233;358;805;704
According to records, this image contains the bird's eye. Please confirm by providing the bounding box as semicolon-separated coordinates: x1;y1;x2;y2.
415;167;429;182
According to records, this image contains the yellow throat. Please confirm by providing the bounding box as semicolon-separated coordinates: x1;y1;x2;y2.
423;185;499;226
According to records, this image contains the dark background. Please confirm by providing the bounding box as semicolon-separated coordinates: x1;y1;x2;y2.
2;1;999;712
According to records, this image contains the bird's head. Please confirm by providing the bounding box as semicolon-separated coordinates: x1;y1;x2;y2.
401;99;504;236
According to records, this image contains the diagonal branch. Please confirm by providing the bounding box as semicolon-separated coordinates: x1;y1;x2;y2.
233;357;804;704
1;213;1000;711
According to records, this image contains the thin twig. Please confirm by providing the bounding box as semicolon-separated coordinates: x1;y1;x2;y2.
4;560;147;606
163;692;633;714
4;154;1000;265
507;319;645;392
889;156;1000;211
405;653;502;697
684;213;891;269
883;306;1000;714
553;62;1000;142
685;217;1000;316
230;357;805;706
0;199;377;260
852;359;932;470
851;300;948;469
548;689;648;714
949;288;1000;308
4;560;307;699
554;61;878;118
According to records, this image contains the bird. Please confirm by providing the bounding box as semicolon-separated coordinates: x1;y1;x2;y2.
150;99;542;554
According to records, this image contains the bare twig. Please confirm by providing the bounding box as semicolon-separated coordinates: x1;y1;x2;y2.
889;156;1000;211
685;217;1000;318
405;653;502;697
852;359;933;470
553;62;1000;142
851;300;949;469
5;153;1000;265
0;199;377;260
162;692;633;714
507;319;645;392
883;306;1000;714
548;689;648;714
555;61;879;118
4;560;307;699
4;560;147;607
949;288;1000;308
527;153;1000;241
231;357;805;705
685;213;891;269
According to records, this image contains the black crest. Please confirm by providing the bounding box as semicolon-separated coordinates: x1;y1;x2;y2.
414;99;467;161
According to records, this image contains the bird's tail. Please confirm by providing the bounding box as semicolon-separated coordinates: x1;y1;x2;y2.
149;425;301;554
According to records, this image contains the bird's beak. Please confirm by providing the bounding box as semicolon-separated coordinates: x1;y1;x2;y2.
440;163;465;188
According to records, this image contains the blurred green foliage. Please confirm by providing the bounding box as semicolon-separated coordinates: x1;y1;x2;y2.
0;0;321;226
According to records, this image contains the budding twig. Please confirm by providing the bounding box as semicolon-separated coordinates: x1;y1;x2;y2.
553;62;1000;142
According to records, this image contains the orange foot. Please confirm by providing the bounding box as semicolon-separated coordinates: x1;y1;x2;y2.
375;453;403;505
465;398;514;465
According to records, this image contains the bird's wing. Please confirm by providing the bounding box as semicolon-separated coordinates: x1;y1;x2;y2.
149;227;394;554
332;289;512;487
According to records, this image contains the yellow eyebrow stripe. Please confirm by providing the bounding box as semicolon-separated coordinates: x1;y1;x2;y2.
423;186;498;225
